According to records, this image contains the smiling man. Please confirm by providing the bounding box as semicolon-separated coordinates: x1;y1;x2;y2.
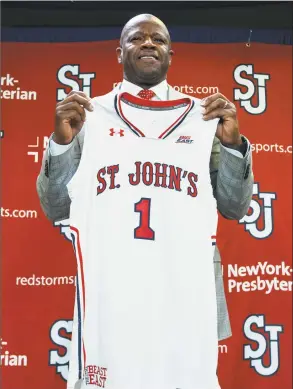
37;13;253;389
117;15;173;88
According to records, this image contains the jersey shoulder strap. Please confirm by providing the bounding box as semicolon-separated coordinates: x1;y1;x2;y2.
90;88;118;111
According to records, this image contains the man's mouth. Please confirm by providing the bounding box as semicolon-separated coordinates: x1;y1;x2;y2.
138;54;159;60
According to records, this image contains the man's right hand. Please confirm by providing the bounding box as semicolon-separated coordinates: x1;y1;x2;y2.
54;90;94;145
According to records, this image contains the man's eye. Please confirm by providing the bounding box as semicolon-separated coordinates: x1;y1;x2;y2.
131;37;141;41
154;38;165;43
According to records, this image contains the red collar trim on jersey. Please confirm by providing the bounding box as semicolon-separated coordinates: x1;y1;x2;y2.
114;92;194;139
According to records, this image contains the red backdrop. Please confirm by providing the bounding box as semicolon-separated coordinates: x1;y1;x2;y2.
1;41;292;389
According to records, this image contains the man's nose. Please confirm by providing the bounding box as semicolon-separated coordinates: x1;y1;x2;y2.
141;37;156;47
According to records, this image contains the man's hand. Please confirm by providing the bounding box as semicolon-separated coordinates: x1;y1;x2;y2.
201;93;242;147
54;91;94;145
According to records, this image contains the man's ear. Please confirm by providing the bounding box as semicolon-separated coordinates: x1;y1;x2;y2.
116;47;123;64
169;49;174;65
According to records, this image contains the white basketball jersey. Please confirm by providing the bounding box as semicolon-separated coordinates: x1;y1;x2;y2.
67;92;220;389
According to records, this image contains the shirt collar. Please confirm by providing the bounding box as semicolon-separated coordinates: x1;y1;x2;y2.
119;79;168;100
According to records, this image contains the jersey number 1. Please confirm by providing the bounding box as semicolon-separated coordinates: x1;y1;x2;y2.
134;198;155;240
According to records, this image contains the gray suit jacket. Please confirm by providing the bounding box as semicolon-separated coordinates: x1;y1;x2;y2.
37;86;254;341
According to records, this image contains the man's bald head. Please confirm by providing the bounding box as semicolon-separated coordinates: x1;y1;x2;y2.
120;14;171;46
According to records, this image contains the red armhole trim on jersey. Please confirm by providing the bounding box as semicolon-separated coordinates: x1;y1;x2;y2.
70;226;87;366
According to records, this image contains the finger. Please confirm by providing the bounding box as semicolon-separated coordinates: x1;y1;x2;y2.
58;90;90;105
57;104;85;122
62;94;93;111
58;93;93;111
66;90;90;99
57;101;86;121
204;98;233;115
203;108;234;121
201;93;229;107
56;109;83;124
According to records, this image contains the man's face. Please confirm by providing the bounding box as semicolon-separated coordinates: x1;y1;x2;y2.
117;19;173;86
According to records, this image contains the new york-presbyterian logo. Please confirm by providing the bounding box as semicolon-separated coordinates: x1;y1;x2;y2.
239;182;276;239
27;135;49;163
243;314;283;376
233;64;270;115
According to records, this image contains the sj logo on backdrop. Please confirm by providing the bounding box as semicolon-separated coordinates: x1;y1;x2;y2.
49;319;73;381
239;182;276;239
233;64;270;114
243;314;283;376
56;64;96;101
54;219;73;242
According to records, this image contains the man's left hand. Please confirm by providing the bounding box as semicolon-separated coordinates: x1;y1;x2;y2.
201;93;242;147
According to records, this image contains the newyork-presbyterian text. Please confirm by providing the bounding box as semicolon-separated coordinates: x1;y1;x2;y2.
97;162;198;197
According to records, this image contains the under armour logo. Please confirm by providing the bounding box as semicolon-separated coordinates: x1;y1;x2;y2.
109;128;124;137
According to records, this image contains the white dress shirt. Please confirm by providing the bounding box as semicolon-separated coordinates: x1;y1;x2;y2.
50;79;245;158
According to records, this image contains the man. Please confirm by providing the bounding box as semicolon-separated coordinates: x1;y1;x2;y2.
37;13;253;387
